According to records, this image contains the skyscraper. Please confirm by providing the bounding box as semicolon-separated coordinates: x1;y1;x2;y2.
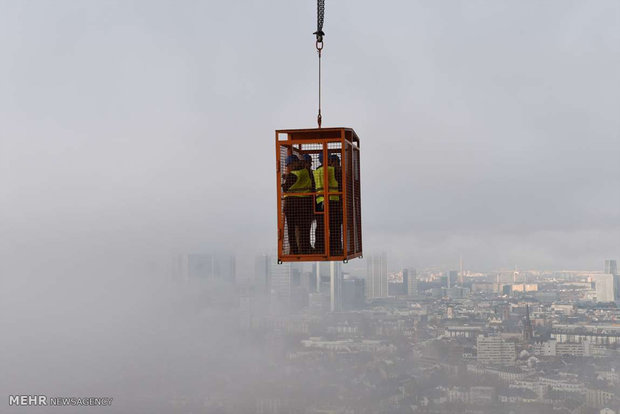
404;268;418;297
446;270;458;289
314;262;342;311
522;305;533;343
177;253;236;283
270;262;292;311
605;259;617;275
269;262;306;312
330;262;342;312
366;253;388;299
254;254;272;295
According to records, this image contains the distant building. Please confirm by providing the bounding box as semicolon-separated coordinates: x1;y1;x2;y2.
532;339;557;356
366;253;388;299
308;291;329;313
445;287;470;299
469;386;496;405
446;270;458;289
446;305;454;319
522;305;533;343
314;262;342;311
404;268;418;296
587;388;614;409
510;283;538;293
471;282;495;293
555;341;588;357
177;253;236;283
499;304;511;321
431;287;443;298
269;262;305;312
477;335;516;366
592;273;619;303
551;324;620;347
604;259;617;275
300;271;315;292
388;281;406;296
445;326;483;339
342;277;365;310
254;254;272;295
270;262;292;311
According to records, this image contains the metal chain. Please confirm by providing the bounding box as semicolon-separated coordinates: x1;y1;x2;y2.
316;0;325;35
314;0;325;128
316;0;325;41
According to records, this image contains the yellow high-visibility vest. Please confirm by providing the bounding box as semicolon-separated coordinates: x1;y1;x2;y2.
313;166;339;203
285;169;312;197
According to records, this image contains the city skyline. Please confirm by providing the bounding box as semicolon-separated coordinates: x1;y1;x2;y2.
185;251;620;308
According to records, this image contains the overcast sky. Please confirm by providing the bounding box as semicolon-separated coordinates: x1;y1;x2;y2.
1;0;619;274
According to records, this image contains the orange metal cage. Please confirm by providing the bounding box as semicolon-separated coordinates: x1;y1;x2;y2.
276;127;362;263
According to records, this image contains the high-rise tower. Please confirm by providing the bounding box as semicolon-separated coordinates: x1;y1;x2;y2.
177;253;236;283
522;305;533;342
254;254;273;295
605;259;617;275
366;253;388;299
314;262;342;311
403;268;418;296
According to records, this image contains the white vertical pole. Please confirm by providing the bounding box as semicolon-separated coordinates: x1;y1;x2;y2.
330;261;335;312
316;261;320;293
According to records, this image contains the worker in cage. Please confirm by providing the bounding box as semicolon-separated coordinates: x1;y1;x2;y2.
282;154;313;255
313;152;342;256
301;154;316;192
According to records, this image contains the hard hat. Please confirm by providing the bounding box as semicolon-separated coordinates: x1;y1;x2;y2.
302;154;312;162
285;154;299;166
329;154;340;162
318;152;323;163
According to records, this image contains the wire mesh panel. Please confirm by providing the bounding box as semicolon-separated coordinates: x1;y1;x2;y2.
324;142;343;257
345;141;354;254
352;144;362;255
278;143;315;257
276;128;362;263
